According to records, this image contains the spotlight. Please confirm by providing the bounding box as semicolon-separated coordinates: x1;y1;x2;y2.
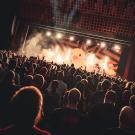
46;31;52;37
56;33;63;39
101;42;106;48
86;39;92;45
69;36;75;41
97;43;100;46
114;45;121;51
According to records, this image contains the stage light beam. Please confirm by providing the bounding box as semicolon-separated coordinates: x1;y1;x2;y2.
90;53;95;66
65;49;71;62
56;54;63;64
103;56;109;71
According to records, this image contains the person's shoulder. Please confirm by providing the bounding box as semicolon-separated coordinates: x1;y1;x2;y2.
104;128;124;135
11;84;22;91
14;84;22;89
62;81;67;87
89;103;104;112
52;107;71;116
58;80;67;85
92;103;104;108
0;125;14;135
0;68;8;75
53;107;65;113
51;107;63;115
34;126;52;135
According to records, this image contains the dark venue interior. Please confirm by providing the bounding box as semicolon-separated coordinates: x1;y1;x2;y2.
0;0;135;135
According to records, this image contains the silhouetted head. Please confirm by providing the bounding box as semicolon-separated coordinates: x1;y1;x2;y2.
87;76;92;83
51;80;59;93
75;75;82;82
62;91;70;107
96;82;102;91
33;74;45;89
111;83;120;92
57;71;64;80
0;52;3;61
68;88;81;106
11;86;43;127
101;79;111;91
129;95;135;110
131;86;135;95
39;67;48;77
119;106;135;129
80;79;88;86
82;74;87;79
76;82;85;94
122;90;131;105
104;90;117;105
22;75;33;86
125;82;133;90
0;70;15;85
8;59;17;70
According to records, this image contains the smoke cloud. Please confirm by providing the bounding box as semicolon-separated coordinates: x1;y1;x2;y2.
18;32;115;76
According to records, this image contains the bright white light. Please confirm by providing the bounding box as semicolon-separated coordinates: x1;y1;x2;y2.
85;53;96;72
105;56;109;63
46;31;52;37
48;50;55;57
101;42;106;48
97;43;100;46
65;49;71;61
56;33;63;39
69;36;75;41
103;56;109;70
56;54;63;64
90;53;95;65
86;39;92;45
114;45;121;51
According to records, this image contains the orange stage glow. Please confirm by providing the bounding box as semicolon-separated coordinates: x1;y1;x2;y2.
20;33;117;76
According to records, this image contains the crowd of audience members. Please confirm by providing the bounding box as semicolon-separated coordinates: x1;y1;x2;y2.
0;50;135;135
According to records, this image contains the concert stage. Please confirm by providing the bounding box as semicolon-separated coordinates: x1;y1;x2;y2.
12;24;131;77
